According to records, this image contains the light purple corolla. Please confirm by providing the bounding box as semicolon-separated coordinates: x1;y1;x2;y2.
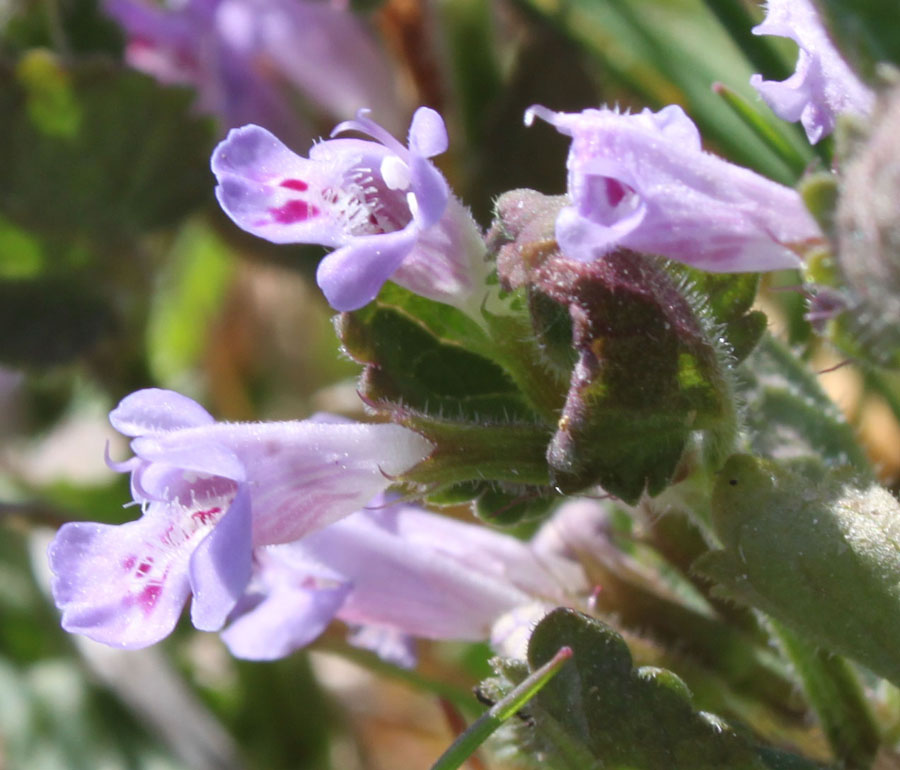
221;499;574;665
106;0;401;141
750;0;874;144
525;104;823;273
211;108;489;312
47;389;433;649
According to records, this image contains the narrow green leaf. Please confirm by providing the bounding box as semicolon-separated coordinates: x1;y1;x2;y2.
712;82;812;178
430;646;573;770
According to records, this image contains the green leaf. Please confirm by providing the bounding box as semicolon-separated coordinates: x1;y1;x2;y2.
671;266;766;365
540;253;744;502
491;608;821;770
697;454;900;688
736;334;871;473
0;56;214;238
338;284;537;422
17;49;82;138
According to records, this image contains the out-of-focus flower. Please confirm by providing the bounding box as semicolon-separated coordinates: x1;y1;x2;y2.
105;0;401;141
525;104;823;272
222;498;573;665
749;0;874;144
212;107;489;312
47;389;433;649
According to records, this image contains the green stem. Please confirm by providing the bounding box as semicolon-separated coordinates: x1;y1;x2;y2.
429;646;573;770
770;620;881;770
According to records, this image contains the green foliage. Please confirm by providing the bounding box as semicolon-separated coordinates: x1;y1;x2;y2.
737;334;871;472
0;55;214;239
485;608;820;770
339;283;536;422
815;0;900;80
537;253;748;502
698;454;900;688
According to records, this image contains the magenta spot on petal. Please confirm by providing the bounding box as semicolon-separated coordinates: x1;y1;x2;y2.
280;178;309;191
270;199;320;224
605;178;628;207
139;583;163;612
136;560;153;577
192;506;222;525
122;555;136;571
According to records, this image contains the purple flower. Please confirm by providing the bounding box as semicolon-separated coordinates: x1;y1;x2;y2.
750;0;874;144
211;108;489;312
105;0;401;141
526;104;823;273
47;389;433;649
221;498;573;665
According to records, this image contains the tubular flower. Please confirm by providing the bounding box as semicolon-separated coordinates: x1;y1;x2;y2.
526;104;823;273
47;389;432;649
221;498;574;666
750;0;874;144
211;107;489;312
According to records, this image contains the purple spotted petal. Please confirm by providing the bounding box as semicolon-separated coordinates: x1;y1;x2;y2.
189;486;253;631
50;388;434;650
213;108;488;313
750;0;874;143
527;104;823;272
212;124;349;246
48;486;234;649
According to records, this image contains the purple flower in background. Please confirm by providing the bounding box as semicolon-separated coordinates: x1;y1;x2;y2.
105;0;401;141
526;104;823;273
212;107;488;312
47;389;432;649
750;0;874;144
221;499;572;665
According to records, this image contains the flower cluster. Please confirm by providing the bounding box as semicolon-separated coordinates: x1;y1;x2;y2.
48;0;880;685
49;389;433;649
48;390;576;662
